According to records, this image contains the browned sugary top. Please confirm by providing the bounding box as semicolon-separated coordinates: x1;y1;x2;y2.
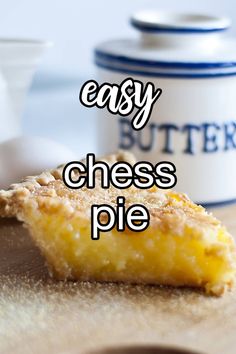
0;151;227;237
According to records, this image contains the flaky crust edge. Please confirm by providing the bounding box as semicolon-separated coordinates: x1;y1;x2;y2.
0;150;136;218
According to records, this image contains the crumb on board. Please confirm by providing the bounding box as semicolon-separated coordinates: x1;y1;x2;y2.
0;274;235;354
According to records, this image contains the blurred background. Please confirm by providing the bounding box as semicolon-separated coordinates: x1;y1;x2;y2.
1;0;235;157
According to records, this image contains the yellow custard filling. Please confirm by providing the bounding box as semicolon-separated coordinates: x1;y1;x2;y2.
21;196;235;296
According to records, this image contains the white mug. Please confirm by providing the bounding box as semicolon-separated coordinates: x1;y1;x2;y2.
95;10;236;207
0;39;51;142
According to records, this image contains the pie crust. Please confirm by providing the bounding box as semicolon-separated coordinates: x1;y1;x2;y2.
0;151;235;296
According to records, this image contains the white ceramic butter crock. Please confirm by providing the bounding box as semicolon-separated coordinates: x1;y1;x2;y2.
95;10;236;207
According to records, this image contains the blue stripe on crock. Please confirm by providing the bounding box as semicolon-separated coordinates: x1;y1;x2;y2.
95;50;236;70
130;19;229;33
197;198;236;208
95;60;236;78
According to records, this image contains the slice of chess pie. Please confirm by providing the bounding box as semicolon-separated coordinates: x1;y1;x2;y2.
0;151;235;296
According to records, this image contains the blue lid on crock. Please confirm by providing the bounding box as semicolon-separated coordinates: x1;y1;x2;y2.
95;10;236;78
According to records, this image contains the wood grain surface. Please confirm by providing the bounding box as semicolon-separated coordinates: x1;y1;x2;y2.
0;206;236;354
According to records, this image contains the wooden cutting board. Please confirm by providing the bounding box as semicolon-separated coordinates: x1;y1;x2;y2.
0;206;236;354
